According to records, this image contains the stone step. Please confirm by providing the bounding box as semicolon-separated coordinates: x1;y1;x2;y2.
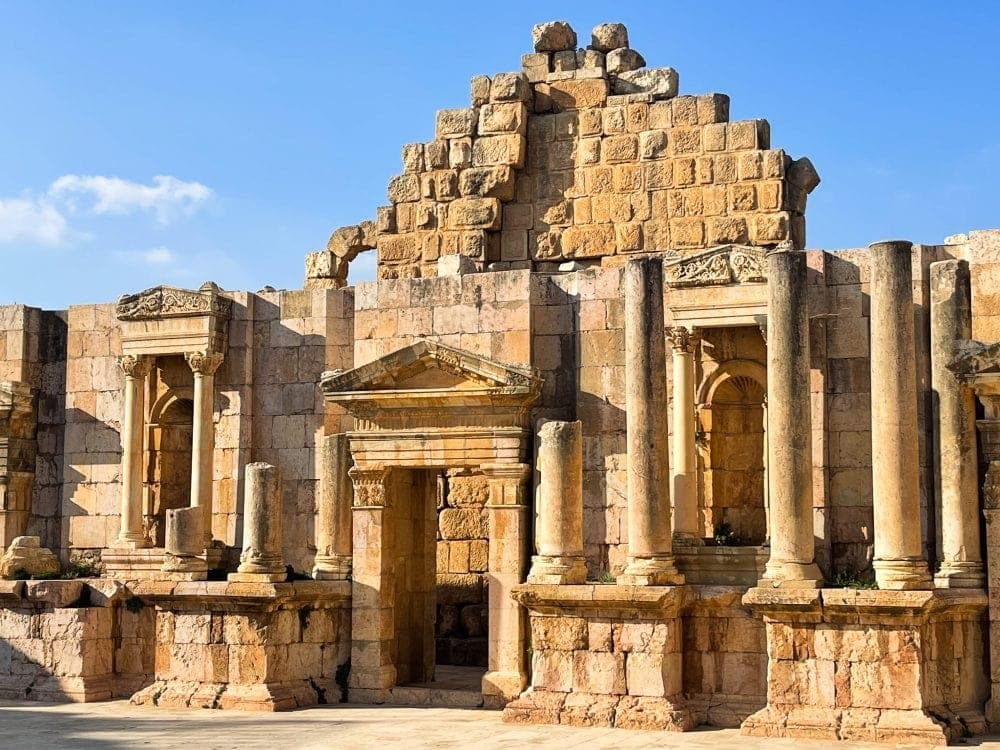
385;686;484;709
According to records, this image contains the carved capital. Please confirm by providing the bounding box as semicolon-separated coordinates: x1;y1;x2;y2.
119;355;153;379
348;466;390;507
185;351;224;376
668;326;695;353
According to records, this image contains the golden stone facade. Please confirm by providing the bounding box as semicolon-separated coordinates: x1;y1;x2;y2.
0;18;997;745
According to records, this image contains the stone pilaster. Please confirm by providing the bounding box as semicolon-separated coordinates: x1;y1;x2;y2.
186;350;224;547
347;465;395;702
482;462;531;708
230;462;285;583
869;240;932;590
620;257;682;585
929;260;984;588
115;355;152;549
758;246;822;587
976;399;1000;725
313;433;354;580
528;421;587;585
669;326;701;545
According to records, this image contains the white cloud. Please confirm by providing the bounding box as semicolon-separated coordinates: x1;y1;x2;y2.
0;197;68;245
50;174;213;223
113;246;177;266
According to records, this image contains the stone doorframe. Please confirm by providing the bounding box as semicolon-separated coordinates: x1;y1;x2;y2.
321;339;542;707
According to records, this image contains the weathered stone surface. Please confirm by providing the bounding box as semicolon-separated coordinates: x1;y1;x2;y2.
612;67;678;99
590;23;629;53
606;48;646;75
532;21;577;52
0;536;60;578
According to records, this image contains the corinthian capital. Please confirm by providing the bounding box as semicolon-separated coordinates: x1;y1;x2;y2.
668;326;695;353
119;355;152;379
185;351;224;375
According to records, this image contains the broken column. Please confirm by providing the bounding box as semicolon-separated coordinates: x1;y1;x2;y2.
186;350;223;548
231;462;286;582
115;355;152;549
758;244;822;587
528;420;586;584
620;257;682;585
161;506;207;579
669;326;701;545
869;240;932;590
313;433;354;580
930;259;984;588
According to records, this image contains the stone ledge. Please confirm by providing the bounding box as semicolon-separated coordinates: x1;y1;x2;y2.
511;583;692;617
128;579;352;610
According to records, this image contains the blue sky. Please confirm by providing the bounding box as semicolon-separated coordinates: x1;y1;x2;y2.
1;1;998;309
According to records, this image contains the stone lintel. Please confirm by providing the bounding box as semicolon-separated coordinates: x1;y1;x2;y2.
511;583;692;617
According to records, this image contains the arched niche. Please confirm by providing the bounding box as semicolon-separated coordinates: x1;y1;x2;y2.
144;371;194;547
697;358;767;545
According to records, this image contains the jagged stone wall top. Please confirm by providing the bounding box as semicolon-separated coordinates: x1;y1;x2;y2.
306;20;820;286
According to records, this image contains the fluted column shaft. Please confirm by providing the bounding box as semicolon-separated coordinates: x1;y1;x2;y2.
759;247;822;587
869;240;932;590
930;259;984;588
620;257;682;585
116;355;152;548
670;326;701;544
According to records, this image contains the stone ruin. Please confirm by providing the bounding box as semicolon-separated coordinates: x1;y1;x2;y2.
0;17;998;745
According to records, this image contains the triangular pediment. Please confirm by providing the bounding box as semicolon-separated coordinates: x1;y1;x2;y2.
663;244;767;288
116;282;233;321
321;339;541;398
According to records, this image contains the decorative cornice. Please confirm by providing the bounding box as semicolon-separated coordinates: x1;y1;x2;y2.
664;245;767;288
116;283;233;322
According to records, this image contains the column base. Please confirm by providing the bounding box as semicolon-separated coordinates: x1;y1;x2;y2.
112;534;153;550
526;555;587;585
483;670;527;709
758;559;823;588
228;571;287;583
934;560;986;589
619;555;684;586
873;558;932;590
313;555;352;580
161;552;208;579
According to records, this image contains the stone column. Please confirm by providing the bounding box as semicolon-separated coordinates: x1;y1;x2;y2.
620;257;682;585
482;462;531;708
115;354;152;548
976;398;1000;724
528;420;586;584
230;462;286;582
869;240;932;590
314;433;354;580
348;466;396;701
669;326;701;545
186;351;223;548
930;260;984;588
759;246;823;587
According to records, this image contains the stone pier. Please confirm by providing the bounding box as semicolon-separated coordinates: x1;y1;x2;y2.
313;433;354;580
528;420;586;584
620;257;682;586
869;240;932;590
929;259;984;588
758;245;822;587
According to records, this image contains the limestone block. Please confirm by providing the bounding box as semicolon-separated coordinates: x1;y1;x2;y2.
728;119;770;150
537;79;608;111
0;536;59;578
521;53;549;83
602;134;638;163
435;108;477;140
471;135;526;169
577;48;605;70
573;650;626;695
458;166;515;200
436;573;484;605
591;23;628;52
697;93;730;124
612;68;678;99
438;508;487;540
552;50;576;72
446;197;501;231
532;21;577;52
478;102;527;136
387;174;420;204
489;72;530;103
606;48;645;75
401;143;424;173
470;74;491;107
562;224;615;258
530;615;587;650
532;649;573;691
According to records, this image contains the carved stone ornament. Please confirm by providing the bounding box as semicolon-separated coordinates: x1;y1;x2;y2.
668;326;693;353
119;354;153;379
116;283;233;322
663;245;767;288
348;467;390;507
185;351;225;375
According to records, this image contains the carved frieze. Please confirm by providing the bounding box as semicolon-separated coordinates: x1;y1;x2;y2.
116;283;233;322
664;245;767;288
348;467;390;508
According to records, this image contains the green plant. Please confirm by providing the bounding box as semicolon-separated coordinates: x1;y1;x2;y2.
6;568;30;581
64;560;101;579
830;569;877;589
713;522;742;546
30;571;62;580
